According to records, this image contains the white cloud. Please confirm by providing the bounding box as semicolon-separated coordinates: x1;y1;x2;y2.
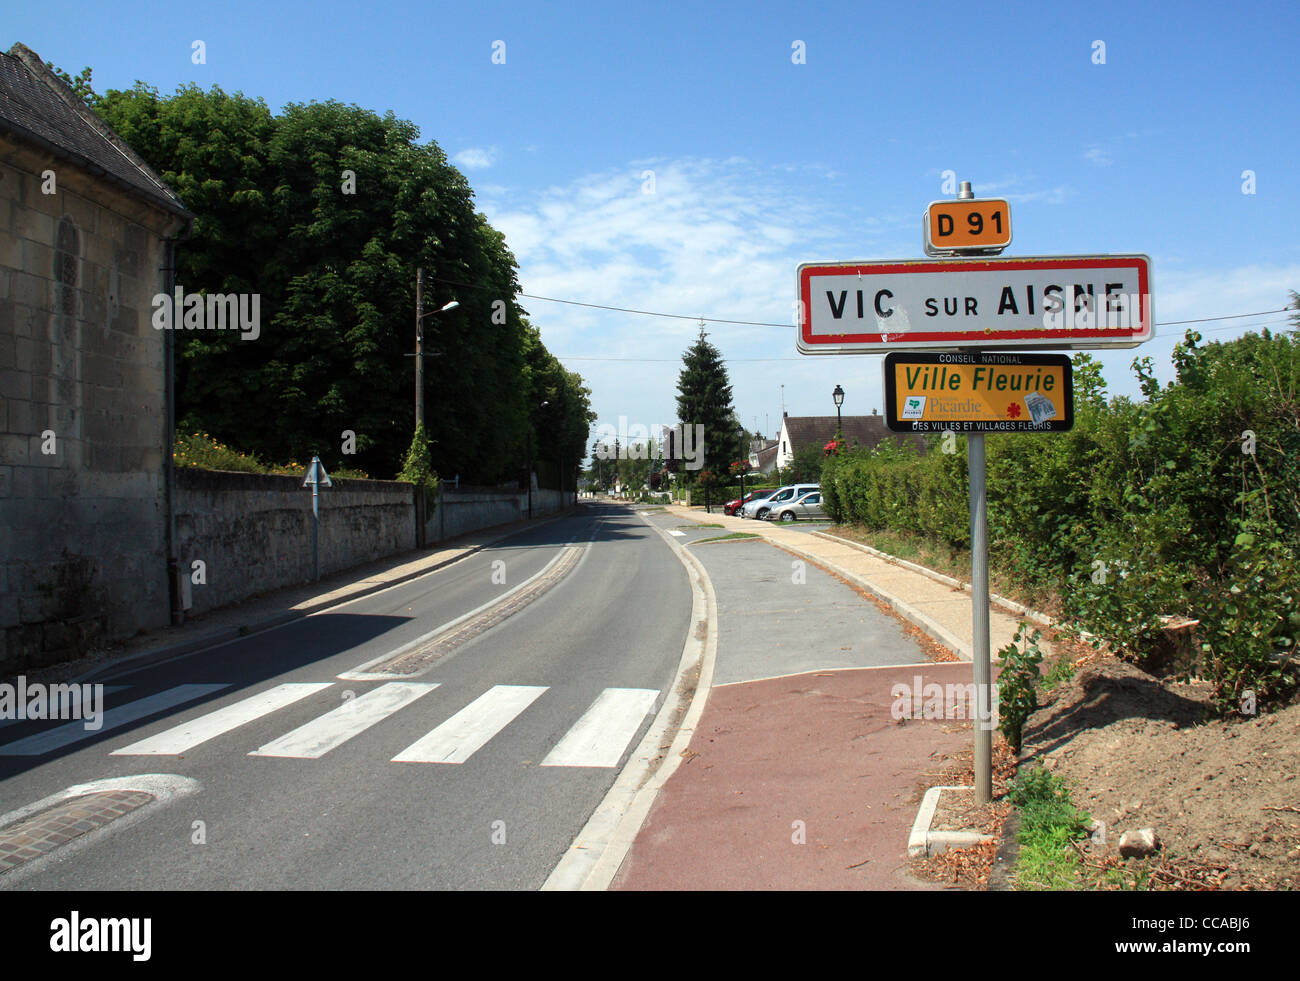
1084;145;1112;167
480;157;861;441
453;146;498;169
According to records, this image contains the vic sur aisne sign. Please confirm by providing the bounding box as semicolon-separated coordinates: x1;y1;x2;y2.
797;254;1152;353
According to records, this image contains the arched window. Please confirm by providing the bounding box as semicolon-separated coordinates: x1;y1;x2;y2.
55;216;79;316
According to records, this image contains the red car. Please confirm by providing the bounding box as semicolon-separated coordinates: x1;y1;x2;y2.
724;489;774;516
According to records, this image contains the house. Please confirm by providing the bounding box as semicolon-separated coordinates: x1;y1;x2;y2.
775;411;926;470
746;437;778;475
1;43;192;672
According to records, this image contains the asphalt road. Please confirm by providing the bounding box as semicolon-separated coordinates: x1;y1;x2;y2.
0;503;691;890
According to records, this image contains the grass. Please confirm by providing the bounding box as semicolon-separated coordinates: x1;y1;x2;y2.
680;523;723;529
1008;765;1092;890
691;532;759;544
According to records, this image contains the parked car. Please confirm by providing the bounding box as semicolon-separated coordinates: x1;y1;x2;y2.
766;490;826;522
724;488;775;516
741;483;819;520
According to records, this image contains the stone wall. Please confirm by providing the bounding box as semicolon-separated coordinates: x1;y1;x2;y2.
428;486;571;542
0;137;185;674
173;468;415;616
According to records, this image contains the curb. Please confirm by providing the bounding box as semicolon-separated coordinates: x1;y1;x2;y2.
907;785;996;858
811;530;1056;628
73;509;576;684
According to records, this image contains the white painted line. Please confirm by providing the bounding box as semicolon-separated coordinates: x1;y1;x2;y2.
667;529;687;537
543;509;717;890
0;685;230;756
110;683;334;756
249;682;437;759
392;685;548;764
0;685;128;730
338;547;576;680
541;688;659;768
711;660;971;688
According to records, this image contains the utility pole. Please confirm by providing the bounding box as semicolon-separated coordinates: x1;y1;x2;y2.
415;267;424;430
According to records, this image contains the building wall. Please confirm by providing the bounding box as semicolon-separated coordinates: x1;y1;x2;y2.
0;137;184;673
173;469;415;616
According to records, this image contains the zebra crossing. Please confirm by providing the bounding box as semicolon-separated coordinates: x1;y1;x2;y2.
0;680;660;769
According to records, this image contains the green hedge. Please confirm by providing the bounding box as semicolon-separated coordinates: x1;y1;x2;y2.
821;330;1300;714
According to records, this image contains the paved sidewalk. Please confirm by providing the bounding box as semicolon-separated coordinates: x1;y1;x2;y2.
18;509;577;687
665;504;1052;663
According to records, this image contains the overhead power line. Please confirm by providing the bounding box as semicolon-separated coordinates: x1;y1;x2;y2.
432;274;1293;337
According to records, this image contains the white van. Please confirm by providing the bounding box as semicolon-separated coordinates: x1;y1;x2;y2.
741;483;819;520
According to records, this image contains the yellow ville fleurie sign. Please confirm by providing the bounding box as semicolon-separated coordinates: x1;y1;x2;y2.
883;351;1074;433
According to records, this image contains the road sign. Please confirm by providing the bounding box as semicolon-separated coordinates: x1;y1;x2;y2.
883;352;1074;433
796;254;1152;353
924;198;1011;255
303;457;332;488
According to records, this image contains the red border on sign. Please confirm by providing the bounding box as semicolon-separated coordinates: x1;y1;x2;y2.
799;256;1150;346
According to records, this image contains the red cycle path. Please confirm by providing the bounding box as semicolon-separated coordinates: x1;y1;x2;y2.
611;662;977;890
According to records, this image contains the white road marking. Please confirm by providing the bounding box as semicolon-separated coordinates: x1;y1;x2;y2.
110;683;334;756
667;530;686;537
339;548;577;680
249;682;438;759
392;685;548;764
541;688;660;768
0;685;129;730
0;685;230;756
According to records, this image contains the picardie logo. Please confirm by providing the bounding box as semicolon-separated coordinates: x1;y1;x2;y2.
890;675;999;730
151;286;260;340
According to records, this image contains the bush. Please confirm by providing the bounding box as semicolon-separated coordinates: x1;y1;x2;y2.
998;624;1044;754
821;326;1300;717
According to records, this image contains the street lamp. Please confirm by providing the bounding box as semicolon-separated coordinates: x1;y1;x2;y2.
411;266;458;431
832;384;844;434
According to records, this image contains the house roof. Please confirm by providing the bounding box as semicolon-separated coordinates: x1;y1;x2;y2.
0;43;190;218
782;414;926;455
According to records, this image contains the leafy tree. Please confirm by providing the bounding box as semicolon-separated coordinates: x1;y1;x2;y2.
93;82;579;484
675;324;743;482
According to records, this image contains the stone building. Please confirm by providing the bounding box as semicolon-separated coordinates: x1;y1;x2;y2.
0;43;192;672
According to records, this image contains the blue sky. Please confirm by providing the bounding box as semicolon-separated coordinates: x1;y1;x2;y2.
11;0;1297;447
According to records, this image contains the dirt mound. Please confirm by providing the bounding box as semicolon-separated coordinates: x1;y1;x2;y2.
1024;655;1300;889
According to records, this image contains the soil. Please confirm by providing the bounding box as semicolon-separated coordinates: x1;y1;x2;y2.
1023;650;1300;890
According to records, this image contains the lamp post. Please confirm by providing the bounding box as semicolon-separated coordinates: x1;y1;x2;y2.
832;384;844;435
409;267;457;545
411;267;458;430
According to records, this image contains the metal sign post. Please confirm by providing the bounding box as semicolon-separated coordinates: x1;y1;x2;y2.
797;179;1151;806
303;456;332;582
967;428;993;803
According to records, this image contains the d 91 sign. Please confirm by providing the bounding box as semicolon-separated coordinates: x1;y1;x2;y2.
925;198;1012;254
